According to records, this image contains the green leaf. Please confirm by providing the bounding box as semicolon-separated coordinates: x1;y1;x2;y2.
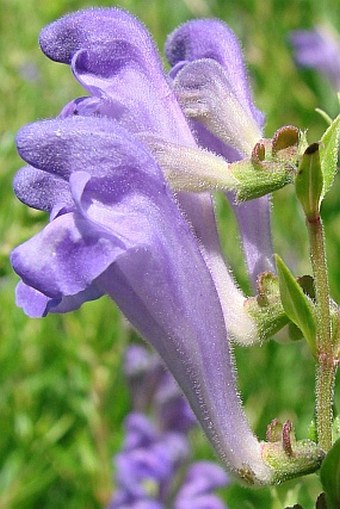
296;143;323;219
320;438;340;509
275;255;316;355
320;114;340;197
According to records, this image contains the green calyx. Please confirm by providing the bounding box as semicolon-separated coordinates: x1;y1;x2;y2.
231;126;300;201
262;419;325;484
244;272;289;342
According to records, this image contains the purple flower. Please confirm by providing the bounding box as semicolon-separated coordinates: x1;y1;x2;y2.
110;413;228;509
290;26;340;90
124;345;196;433
108;347;229;508
11;8;275;484
112;413;188;506
165;19;275;288
124;345;162;411
174;462;229;509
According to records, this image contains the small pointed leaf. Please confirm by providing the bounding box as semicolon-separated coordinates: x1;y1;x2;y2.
275;255;316;355
296;143;323;219
320;114;340;197
320;438;340;509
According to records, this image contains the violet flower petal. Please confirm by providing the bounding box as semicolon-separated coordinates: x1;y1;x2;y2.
124;345;163;412
165;18;264;126
154;372;196;433
230;196;274;285
175;495;226;509
39;7;161;72
116;414;188;492
176;461;228;497
123;413;158;451
109;499;164;509
166;19;274;288
40;8;194;145
175;462;229;509
11;211;125;299
14;165;73;213
15;282;54;317
15;280;102;317
173;58;262;156
124;345;156;379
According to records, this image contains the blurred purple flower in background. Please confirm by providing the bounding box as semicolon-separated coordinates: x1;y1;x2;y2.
108;346;229;508
290;25;340;90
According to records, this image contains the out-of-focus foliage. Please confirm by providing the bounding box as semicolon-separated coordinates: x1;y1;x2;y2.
0;0;339;507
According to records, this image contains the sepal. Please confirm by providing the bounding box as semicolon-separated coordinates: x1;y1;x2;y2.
244;272;288;342
262;420;325;484
146;125;299;200
231;126;299;201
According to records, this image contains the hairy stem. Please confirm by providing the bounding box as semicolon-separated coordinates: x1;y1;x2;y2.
307;214;335;451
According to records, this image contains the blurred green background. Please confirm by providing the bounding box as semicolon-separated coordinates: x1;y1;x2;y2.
1;0;340;507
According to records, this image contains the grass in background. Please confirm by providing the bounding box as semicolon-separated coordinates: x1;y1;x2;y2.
1;0;340;507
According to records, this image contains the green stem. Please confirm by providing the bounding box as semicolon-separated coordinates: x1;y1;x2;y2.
307;214;335;451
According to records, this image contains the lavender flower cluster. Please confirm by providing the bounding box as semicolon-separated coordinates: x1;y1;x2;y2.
11;7;325;487
108;345;228;509
12;7;275;484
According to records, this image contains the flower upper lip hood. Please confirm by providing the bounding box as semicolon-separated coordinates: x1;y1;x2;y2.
165;18;265;129
39;7;194;147
39;7;162;73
